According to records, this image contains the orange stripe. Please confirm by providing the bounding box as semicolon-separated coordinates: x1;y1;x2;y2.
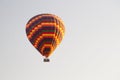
26;16;41;28
26;14;64;29
41;44;54;57
27;22;65;40
33;34;59;48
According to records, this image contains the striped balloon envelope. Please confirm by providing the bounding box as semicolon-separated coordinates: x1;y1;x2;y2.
26;14;65;62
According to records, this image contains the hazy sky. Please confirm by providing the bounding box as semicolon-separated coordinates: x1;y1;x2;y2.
1;0;120;80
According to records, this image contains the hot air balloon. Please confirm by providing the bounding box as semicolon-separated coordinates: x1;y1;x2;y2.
26;13;65;62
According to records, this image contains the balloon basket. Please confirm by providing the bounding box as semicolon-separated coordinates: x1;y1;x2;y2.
43;58;50;62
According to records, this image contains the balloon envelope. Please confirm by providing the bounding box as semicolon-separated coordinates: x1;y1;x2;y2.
26;14;65;61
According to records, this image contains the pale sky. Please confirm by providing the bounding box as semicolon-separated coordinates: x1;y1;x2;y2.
0;0;120;80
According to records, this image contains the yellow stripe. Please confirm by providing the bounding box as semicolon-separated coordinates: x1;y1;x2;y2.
41;44;54;57
26;14;65;29
34;34;59;48
26;16;42;28
27;22;65;40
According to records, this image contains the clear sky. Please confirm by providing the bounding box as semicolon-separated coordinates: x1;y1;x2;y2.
0;0;120;80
